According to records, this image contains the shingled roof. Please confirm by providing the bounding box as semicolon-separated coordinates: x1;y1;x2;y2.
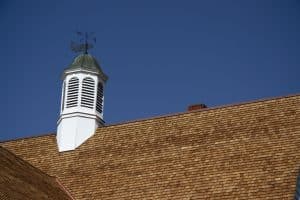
1;94;300;199
0;146;73;200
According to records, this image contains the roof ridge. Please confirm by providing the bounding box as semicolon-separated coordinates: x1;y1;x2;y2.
0;146;53;179
0;132;55;143
104;92;300;128
54;177;76;200
0;146;73;199
1;93;299;142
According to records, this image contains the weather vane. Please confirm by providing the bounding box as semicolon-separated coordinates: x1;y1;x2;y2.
71;32;96;54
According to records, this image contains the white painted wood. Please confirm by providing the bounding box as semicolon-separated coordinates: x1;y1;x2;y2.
56;56;107;152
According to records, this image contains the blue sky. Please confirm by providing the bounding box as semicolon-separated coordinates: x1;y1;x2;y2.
1;0;299;141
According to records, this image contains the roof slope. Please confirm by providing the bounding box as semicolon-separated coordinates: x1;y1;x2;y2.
0;146;73;200
63;53;108;81
1;94;300;199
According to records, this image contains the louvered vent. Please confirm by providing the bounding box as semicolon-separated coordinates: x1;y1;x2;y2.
66;77;79;108
96;83;103;113
61;81;66;111
81;77;95;109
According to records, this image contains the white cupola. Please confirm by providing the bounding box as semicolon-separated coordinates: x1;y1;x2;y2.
57;53;108;152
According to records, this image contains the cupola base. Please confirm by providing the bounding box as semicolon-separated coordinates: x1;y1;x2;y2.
57;114;104;152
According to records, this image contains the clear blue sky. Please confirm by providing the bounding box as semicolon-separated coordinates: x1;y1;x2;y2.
1;0;299;141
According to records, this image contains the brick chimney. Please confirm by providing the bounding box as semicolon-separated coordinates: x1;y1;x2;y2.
187;104;207;111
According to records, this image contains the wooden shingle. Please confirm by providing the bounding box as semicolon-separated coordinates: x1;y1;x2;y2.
0;146;73;200
1;94;300;199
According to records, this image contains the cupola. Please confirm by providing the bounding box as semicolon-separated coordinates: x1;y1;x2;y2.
57;53;108;152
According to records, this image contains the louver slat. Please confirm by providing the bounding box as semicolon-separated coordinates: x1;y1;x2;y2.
61;82;66;111
66;77;79;108
96;83;103;113
81;77;95;109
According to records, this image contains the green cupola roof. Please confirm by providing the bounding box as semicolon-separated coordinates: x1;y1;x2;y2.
64;54;108;82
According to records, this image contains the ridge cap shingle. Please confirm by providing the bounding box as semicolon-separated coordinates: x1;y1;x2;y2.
104;92;300;128
1;92;299;143
0;132;55;144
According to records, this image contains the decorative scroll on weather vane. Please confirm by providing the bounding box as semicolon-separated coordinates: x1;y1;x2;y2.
71;32;96;54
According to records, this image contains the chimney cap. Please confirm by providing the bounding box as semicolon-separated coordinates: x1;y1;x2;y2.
187;103;207;111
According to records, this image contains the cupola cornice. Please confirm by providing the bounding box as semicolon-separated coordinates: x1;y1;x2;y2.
63;54;108;82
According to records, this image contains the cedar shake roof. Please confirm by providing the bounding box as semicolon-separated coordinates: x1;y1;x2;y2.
0;146;73;200
1;94;300;199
